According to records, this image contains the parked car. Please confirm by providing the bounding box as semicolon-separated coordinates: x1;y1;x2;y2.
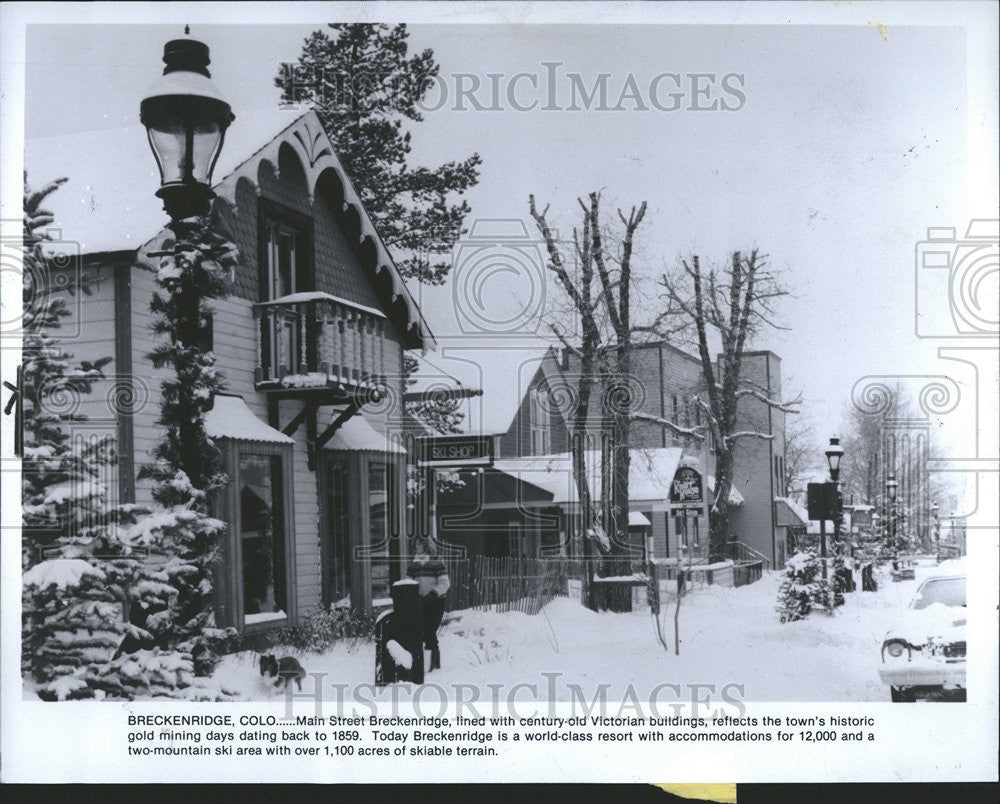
878;571;966;702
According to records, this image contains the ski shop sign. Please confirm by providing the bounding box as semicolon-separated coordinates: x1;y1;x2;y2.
417;434;494;467
670;466;703;505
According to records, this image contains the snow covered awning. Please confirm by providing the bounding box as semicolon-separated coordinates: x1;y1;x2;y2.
323;414;406;454
774;496;809;527
628;512;651;527
205;394;294;444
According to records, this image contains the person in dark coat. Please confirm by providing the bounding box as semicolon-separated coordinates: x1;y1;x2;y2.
407;537;450;672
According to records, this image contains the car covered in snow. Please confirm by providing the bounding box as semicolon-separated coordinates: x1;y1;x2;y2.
878;567;966;702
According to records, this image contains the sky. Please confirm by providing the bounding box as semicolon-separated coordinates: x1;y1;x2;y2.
14;9;999;511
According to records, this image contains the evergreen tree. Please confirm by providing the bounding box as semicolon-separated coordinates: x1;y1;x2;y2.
21;176;109;567
776;549;833;623
20;175;145;699
132;211;240;676
277;23;481;284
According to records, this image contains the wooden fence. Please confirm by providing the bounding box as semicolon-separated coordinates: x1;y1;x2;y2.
440;556;588;616
732;560;763;587
438;553;764;615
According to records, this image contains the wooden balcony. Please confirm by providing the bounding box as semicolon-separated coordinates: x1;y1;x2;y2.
254;291;388;400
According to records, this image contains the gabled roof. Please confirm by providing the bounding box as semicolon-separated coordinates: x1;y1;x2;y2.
465;345;560;436
24;109;433;349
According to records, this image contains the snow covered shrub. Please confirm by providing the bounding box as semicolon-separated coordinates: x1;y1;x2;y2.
135;209;240;675
775;550;833;623
270;605;375;653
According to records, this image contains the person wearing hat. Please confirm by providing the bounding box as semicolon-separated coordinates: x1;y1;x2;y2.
407;537;450;672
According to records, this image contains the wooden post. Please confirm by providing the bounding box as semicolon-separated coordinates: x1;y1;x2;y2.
820;518;828;580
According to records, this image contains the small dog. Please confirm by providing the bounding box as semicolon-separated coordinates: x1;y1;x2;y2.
259;654;307;691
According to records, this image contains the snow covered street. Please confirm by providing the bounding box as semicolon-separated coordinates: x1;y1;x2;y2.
212;568;932;704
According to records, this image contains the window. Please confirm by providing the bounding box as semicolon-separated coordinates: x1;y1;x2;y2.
238;452;287;623
672;395;679;423
529;386;551;455
324;461;351;605
264;221;300;300
368;462;394;602
258;205;312;379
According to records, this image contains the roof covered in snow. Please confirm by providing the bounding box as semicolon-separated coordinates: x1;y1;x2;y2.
490;447;683;505
25;109;299;255
465;345;561;436
774;496;809;527
323;413;406;454
204;394;293;444
25;108;433;350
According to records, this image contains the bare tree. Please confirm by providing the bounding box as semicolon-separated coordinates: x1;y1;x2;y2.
529;192;647;609
783;408;818;498
656;250;800;557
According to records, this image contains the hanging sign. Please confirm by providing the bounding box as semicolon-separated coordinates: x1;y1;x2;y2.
670;466;704;505
416;434;494;467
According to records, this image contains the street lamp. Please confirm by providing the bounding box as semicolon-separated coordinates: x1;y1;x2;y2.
825;437;847;594
825;437;844;483
141;29;234;220
886;473;898;567
931;501;940;562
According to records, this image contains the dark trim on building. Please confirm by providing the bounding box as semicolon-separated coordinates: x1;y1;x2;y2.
113;261;135;504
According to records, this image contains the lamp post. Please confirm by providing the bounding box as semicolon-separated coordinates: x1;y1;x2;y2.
931;502;940;563
886;473;898;567
825;436;846;594
141;29;234;222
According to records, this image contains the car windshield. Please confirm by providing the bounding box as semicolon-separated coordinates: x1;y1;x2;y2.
912;577;966;609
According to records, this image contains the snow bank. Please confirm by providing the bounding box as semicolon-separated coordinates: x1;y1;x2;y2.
174;566;926;703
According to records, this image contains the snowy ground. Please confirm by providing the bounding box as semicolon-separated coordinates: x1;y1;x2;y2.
212;563;948;704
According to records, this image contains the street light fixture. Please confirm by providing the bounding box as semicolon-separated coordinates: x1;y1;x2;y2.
141;29;234;220
825;437;847;595
825;437;844;483
886;473;898;567
931;501;940;562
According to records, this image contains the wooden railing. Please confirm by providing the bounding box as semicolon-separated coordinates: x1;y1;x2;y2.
724;540;771;571
254;292;387;388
